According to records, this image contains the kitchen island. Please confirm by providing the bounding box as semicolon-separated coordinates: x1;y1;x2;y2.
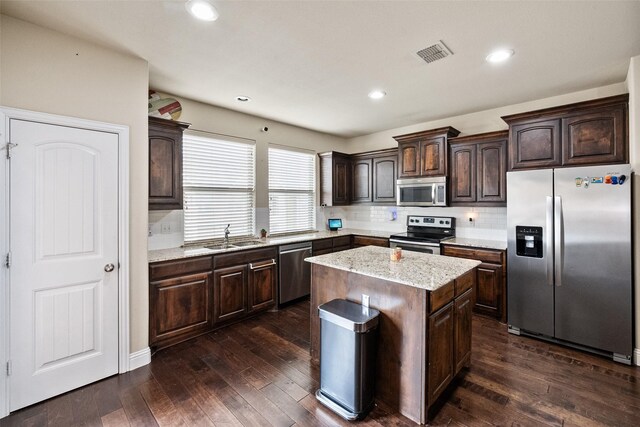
306;246;481;424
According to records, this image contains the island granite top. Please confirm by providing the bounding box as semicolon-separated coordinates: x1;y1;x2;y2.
305;246;481;291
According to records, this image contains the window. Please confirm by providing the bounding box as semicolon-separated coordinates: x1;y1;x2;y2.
183;132;255;242
268;146;316;234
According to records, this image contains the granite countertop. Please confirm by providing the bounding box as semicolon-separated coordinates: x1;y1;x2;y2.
443;237;507;251
149;228;395;263
305;246;481;291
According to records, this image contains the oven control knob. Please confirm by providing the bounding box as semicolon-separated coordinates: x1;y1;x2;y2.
439;220;444;224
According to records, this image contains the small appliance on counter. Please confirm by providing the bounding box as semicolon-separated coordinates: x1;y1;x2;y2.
389;215;455;255
328;218;343;231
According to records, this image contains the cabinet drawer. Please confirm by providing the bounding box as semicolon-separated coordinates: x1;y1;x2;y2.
214;247;278;269
333;236;351;248
312;238;333;251
149;256;213;280
441;245;503;264
352;235;389;248
454;269;475;296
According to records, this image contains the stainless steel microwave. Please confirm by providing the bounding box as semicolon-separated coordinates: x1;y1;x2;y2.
396;177;447;206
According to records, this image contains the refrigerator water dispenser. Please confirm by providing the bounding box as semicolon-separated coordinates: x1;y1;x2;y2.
515;226;543;258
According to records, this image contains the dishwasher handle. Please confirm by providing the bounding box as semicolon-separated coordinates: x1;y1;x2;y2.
279;246;313;255
249;259;277;270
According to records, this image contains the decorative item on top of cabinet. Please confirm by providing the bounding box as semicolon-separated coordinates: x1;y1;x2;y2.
393;126;460;178
441;244;506;322
149;256;213;350
448;131;507;206
148;116;190;210
502;94;628;170
350;148;398;204
319;151;351;206
213;247;278;326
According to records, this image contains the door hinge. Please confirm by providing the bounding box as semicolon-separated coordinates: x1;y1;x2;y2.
4;142;18;159
5;252;10;269
6;360;11;376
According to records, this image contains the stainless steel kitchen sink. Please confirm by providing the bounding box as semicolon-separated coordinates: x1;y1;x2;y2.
232;240;264;247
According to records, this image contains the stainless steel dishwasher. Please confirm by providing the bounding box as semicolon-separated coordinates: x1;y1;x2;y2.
278;242;312;304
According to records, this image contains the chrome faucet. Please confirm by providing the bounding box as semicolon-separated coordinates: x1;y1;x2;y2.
224;224;231;245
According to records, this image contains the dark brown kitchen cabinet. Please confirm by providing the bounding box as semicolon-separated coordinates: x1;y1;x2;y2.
148;117;190;210
248;259;277;312
312;236;352;254
394;127;460;178
213;247;278;326
351;235;389;248
562;105;626;166
319;151;350;206
149;256;213;350
441;244;507;322
372;155;397;203
351;158;373;203
427;302;454;403
448;131;507;206
454;288;473;374
213;265;247;324
502;94;628;171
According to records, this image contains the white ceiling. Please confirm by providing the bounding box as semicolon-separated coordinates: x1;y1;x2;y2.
2;1;640;137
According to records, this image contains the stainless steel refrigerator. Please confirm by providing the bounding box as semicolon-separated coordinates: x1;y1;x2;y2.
507;164;632;364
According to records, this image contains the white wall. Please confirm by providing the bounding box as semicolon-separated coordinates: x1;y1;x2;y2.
0;15;150;353
148;92;348;249
625;55;640;363
346;83;627;153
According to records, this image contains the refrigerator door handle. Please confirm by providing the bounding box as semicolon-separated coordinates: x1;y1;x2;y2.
554;195;563;287
546;196;554;286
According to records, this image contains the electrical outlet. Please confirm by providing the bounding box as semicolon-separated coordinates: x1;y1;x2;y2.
161;223;171;234
362;294;370;308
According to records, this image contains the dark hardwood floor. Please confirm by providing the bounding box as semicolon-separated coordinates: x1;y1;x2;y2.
2;300;640;426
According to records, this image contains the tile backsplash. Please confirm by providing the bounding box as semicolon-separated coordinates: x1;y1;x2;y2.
317;205;507;241
149;205;507;250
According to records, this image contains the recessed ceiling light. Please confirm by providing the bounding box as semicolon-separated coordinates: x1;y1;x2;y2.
235;95;251;102
185;0;219;22
486;49;514;63
368;90;386;100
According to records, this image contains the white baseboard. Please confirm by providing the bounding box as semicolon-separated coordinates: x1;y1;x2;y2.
634;348;640;366
129;347;151;371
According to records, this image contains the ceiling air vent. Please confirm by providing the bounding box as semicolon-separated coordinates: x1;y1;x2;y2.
416;41;453;64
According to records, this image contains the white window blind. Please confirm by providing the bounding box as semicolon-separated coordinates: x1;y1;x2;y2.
269;146;316;234
183;133;255;242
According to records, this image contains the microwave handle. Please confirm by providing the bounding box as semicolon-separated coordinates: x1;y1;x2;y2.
432;185;436;205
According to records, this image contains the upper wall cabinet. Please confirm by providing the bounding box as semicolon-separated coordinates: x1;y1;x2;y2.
350;149;398;204
319;151;351;206
448;131;508;207
502;94;628;171
149;117;190;210
393;127;461;178
319;149;397;206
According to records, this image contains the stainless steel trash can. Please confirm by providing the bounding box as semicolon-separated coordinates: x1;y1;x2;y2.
315;299;380;420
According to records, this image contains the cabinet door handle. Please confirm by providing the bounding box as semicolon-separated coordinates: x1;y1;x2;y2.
249;259;276;270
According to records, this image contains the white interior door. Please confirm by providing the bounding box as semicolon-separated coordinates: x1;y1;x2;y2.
8;119;119;411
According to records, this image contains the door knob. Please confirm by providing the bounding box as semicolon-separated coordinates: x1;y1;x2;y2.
104;263;115;272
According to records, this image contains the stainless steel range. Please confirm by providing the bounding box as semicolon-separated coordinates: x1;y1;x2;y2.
389;215;455;255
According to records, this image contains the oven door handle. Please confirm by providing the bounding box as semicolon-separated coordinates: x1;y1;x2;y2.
389;239;439;247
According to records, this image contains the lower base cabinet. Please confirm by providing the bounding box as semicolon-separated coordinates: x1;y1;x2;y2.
149;247;278;351
213;247;278;327
149;256;213;350
213;265;247;324
427;277;474;405
441;244;507;322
